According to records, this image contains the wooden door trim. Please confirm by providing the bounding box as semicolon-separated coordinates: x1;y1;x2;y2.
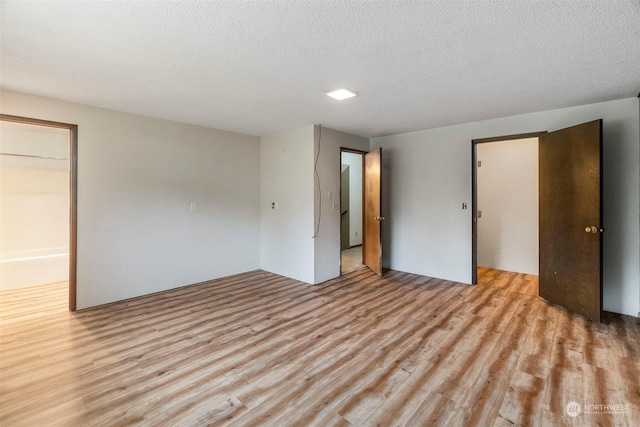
471;131;546;284
341;147;368;155
0;114;78;311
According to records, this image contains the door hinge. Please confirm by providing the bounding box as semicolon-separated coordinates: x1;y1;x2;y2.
477;160;482;167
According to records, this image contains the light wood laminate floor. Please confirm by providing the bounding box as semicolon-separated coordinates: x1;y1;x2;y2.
1;269;639;426
341;246;363;274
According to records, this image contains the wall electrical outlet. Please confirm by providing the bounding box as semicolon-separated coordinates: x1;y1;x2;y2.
271;202;279;210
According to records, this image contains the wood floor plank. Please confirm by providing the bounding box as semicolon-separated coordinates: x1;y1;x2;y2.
1;268;638;426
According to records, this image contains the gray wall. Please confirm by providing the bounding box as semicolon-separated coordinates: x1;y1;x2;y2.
260;125;316;283
313;126;369;283
259;125;368;284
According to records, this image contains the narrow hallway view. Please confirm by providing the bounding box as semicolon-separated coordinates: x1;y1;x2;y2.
340;150;365;276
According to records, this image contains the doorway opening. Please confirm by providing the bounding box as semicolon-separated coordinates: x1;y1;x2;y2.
472;122;603;321
340;149;365;274
471;132;545;290
0;114;78;311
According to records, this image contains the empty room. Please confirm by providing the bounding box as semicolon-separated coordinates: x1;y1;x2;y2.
1;1;639;426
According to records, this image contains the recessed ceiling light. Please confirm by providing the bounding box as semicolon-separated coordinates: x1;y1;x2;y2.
326;88;357;100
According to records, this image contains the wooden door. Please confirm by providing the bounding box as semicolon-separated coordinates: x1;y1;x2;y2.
539;120;603;321
363;148;383;276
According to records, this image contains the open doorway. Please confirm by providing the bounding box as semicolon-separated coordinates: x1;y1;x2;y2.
340;149;365;274
472;122;603;321
0;115;77;311
472;132;544;291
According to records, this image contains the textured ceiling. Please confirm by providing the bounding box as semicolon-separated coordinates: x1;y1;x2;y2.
1;1;639;138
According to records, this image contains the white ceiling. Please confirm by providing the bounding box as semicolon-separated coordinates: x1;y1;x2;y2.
1;1;639;138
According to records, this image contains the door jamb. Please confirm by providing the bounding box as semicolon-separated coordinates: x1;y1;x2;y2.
0;114;78;311
471;131;546;285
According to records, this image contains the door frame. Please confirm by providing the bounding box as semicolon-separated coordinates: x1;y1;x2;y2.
0;114;78;311
471;131;546;284
339;147;367;275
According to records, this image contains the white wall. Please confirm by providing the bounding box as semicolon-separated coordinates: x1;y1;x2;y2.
372;97;640;317
259;125;315;284
341;151;363;247
313;126;369;283
1;121;70;289
477;138;538;275
1;90;261;309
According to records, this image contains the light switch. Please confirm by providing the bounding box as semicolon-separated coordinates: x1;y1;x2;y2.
190;202;197;211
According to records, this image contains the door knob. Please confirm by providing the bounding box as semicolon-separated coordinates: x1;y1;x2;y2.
374;216;385;221
584;226;598;234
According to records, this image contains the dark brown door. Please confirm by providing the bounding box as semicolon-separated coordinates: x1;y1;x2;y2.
539;120;603;321
363;148;383;276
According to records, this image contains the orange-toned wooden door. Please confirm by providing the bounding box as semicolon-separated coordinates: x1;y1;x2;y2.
363;148;383;276
539;120;603;321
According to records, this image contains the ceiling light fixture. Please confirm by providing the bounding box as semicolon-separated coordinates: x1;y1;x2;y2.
326;88;357;100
